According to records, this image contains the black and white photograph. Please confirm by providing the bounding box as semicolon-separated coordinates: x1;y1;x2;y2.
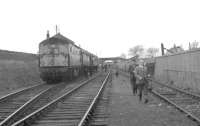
0;0;200;125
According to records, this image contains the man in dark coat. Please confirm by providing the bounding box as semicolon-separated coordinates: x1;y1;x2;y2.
130;68;137;95
134;61;149;103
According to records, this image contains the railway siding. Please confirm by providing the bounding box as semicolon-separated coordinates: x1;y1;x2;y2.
0;83;66;126
0;84;45;104
0;73;99;126
0;84;51;123
12;72;108;126
151;80;200;124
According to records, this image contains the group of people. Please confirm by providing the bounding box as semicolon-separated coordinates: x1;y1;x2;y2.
100;64;110;72
129;60;151;103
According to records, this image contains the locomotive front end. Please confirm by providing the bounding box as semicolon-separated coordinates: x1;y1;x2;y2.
39;34;69;83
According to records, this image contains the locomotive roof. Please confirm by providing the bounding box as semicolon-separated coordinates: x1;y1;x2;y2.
40;33;74;46
39;33;98;58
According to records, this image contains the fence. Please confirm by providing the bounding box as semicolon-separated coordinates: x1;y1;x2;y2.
154;49;200;92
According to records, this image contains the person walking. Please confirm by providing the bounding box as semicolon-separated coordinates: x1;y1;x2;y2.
134;60;149;103
115;70;119;77
130;69;137;95
84;68;89;78
104;64;107;72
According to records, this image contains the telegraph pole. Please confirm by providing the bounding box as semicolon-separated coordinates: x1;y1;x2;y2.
56;25;58;34
161;43;164;56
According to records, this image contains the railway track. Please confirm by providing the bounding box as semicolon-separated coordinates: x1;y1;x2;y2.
151;80;200;124
0;84;52;123
0;83;69;126
0;84;47;104
0;74;101;126
88;73;112;126
11;72;110;126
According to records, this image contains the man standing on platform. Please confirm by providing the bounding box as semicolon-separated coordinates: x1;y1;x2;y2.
134;60;149;103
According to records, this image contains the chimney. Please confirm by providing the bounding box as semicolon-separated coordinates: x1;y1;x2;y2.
46;30;50;39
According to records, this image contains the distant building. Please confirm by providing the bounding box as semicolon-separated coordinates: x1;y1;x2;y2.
99;57;126;64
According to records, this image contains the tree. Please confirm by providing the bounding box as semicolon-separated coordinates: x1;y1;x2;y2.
120;53;126;59
190;41;199;50
128;45;144;57
146;47;159;57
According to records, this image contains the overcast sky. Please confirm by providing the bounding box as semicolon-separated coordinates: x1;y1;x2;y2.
0;0;200;58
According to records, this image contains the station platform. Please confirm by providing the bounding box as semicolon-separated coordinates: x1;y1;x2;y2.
107;73;198;126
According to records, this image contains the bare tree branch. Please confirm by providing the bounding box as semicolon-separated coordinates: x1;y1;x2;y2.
120;53;126;59
128;45;144;57
190;41;199;50
146;47;159;57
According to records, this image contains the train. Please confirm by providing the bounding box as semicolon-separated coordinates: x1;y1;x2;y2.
38;32;98;83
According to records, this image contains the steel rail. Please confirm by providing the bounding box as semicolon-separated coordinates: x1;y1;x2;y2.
0;83;64;126
151;90;200;123
146;76;200;123
12;74;101;126
0;84;44;103
78;72;110;126
150;79;200;99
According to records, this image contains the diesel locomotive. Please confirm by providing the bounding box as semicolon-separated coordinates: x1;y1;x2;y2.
38;32;98;83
